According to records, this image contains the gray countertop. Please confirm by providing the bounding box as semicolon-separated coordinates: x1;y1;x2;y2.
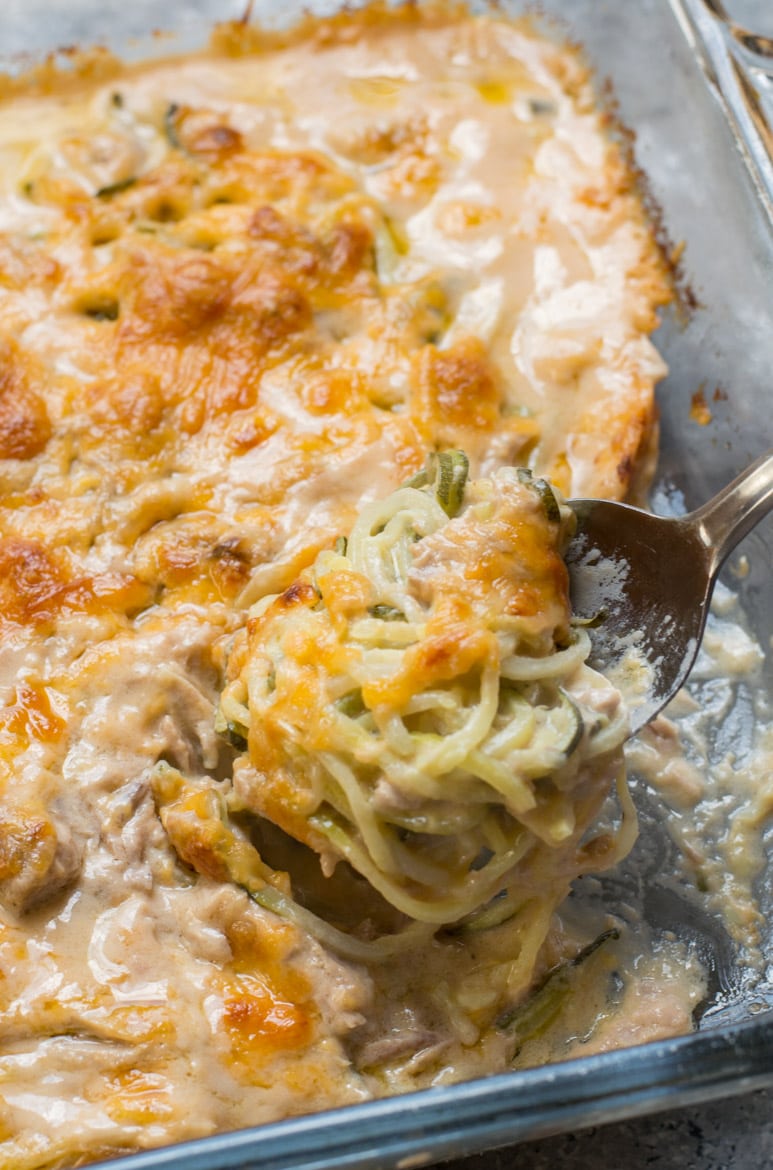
440;1087;773;1169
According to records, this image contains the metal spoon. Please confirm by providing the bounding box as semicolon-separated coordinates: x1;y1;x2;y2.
565;449;773;735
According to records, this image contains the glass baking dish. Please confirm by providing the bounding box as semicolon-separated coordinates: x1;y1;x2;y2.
2;0;772;1166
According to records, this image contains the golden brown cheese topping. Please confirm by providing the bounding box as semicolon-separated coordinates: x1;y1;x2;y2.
0;7;678;1167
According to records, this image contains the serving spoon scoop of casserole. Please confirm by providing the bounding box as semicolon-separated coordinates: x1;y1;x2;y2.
565;449;773;735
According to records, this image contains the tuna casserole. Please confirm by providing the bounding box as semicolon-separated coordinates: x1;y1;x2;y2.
0;6;681;1165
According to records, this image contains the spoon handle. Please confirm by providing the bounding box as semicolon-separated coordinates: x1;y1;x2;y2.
689;447;773;574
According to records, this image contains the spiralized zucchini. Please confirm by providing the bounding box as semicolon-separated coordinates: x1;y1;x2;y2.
205;453;635;957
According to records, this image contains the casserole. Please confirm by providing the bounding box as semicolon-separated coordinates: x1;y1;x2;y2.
0;1;772;1167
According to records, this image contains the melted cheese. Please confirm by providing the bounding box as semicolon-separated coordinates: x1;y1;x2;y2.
0;7;675;1166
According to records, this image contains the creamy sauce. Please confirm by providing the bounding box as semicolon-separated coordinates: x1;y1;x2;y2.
0;8;724;1167
629;583;773;970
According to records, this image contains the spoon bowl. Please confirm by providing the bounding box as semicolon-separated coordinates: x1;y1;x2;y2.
565;449;773;735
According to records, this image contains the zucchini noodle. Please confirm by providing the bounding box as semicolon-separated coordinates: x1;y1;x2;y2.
200;453;635;960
